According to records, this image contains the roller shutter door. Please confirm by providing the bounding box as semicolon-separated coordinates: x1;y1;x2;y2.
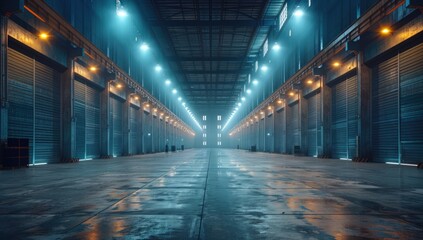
85;84;101;158
287;103;299;154
307;92;321;157
372;43;423;163
7;48;34;162
399;43;423;164
143;112;152;153
265;115;274;152
74;79;101;159
74;80;86;159
274;109;285;153
8;48;60;164
153;116;159;152
129;106;138;155
110;96;123;156
259;119;265;151
331;76;358;159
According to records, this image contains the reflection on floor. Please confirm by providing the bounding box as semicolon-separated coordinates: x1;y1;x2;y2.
0;149;422;239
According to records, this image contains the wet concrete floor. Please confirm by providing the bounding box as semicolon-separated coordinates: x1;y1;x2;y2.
0;149;423;239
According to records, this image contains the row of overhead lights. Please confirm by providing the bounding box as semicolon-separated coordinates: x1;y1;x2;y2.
224;2;394;134
115;1;202;131
36;31;196;136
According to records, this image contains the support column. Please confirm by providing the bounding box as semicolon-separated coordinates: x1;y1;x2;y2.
100;72;115;158
0;16;8;145
137;105;143;154
321;75;332;157
62;47;83;161
300;90;308;155
122;91;129;156
357;52;372;159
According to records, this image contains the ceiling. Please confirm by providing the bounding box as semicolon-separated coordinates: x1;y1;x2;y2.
133;0;285;112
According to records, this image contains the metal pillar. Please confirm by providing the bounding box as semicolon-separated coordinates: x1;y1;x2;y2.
0;16;8;143
357;51;372;159
122;91;129;156
62;47;83;161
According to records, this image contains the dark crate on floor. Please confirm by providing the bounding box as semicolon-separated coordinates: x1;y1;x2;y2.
4;138;29;168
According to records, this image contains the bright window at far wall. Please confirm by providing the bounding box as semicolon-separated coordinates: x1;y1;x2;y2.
217;125;221;129
203;141;207;146
203;115;207;121
217;115;221;121
217;141;221;146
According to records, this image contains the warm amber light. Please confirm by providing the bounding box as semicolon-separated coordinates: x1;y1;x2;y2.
116;83;122;88
260;111;264;114
277;100;283;104
39;33;49;40
89;66;97;72
381;27;392;35
134;96;139;100
268;106;272;110
307;79;313;85
289;92;295;96
145;104;150;107
153;108;158;112
332;61;341;67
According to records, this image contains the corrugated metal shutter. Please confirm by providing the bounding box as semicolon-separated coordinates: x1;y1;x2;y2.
129;106;138;155
347;77;358;158
287;103;299;154
74;80;86;159
143;112;152;153
274;109;285;153
372;56;399;162
85;83;101;158
332;76;358;159
332;81;347;158
399;43;423;164
34;61;61;163
307;92;321;157
265;115;274;152
7;48;34;163
153;116;159;152
110;96;123;156
8;48;61;164
259;119;265;151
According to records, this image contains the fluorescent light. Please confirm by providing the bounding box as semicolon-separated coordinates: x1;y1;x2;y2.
172;89;177;94
293;8;304;17
140;42;149;51
117;8;128;17
178;97;182;101
252;79;259;85
261;65;268;72
241;97;246;102
272;42;281;51
155;65;162;72
246;89;251;94
165;79;171;85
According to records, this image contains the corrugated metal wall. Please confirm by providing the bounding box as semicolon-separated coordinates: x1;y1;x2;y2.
372;43;423;163
129;105;139;155
74;79;101;159
7;48;60;164
306;92;321;157
110;95;123;156
331;76;358;159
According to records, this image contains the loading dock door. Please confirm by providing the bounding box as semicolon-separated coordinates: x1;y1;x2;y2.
331;76;358;159
8;48;61;164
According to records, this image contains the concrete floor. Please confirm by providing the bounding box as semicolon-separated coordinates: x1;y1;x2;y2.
0;149;423;239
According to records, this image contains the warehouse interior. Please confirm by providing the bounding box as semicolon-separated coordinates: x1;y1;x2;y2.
0;0;423;239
